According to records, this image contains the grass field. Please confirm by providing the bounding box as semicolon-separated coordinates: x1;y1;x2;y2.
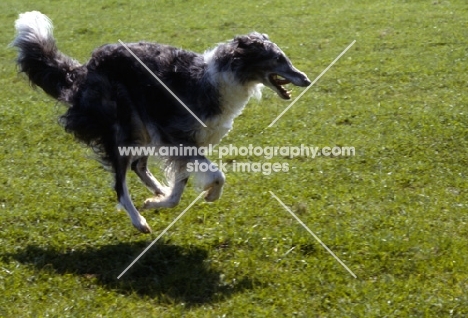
1;0;468;316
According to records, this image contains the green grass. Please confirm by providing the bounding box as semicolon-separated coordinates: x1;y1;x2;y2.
1;0;468;316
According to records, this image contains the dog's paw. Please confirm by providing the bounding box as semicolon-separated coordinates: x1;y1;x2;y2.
143;196;179;209
204;186;223;202
142;197;160;209
133;216;152;234
194;170;225;202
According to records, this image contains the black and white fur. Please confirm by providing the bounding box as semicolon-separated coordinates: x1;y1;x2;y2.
12;11;311;233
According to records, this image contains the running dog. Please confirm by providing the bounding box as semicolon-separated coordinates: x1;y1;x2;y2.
12;11;311;233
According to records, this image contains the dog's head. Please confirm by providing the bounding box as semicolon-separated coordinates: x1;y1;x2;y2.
230;32;311;100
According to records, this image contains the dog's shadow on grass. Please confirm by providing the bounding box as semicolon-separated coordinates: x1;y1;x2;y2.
9;241;257;305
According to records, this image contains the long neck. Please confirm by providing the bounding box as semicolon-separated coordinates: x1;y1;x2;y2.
193;48;262;146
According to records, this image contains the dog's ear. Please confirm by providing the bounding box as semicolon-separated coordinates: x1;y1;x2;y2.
235;35;253;49
249;32;270;42
234;34;265;50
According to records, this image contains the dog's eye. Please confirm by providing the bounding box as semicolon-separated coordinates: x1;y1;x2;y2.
275;55;285;62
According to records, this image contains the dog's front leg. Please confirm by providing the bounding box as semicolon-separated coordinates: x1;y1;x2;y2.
142;157;189;209
142;156;225;209
131;156;169;196
143;177;188;209
192;157;226;202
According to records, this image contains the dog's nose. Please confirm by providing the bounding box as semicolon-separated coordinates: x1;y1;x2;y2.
298;73;311;87
286;68;312;87
294;70;311;87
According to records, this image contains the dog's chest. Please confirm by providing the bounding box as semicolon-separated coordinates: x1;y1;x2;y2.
198;116;235;146
196;88;250;146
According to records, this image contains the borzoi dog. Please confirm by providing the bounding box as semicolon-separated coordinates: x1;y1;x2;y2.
12;11;311;233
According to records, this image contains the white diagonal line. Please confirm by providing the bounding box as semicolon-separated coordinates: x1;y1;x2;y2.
117;190;207;279
269;191;357;278
118;40;207;128
267;40;356;128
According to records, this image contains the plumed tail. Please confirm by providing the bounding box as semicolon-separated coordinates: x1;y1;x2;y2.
12;11;80;99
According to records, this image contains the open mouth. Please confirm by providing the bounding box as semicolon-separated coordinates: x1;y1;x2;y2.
268;74;292;99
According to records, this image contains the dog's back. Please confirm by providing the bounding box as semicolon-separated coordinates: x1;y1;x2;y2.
13;14;219;155
84;42;221;137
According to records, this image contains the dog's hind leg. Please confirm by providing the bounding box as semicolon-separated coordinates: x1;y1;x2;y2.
131;156;168;196
114;155;152;233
